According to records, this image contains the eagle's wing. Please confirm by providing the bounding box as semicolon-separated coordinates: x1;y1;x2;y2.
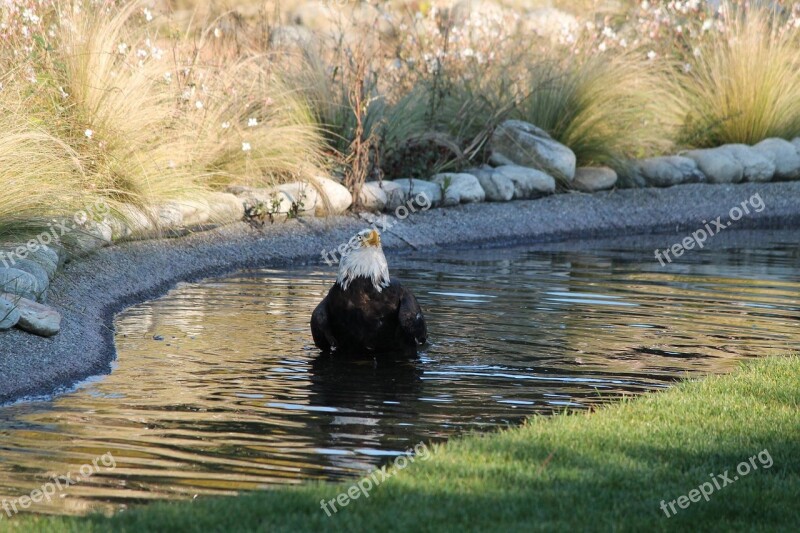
311;296;336;351
398;285;427;346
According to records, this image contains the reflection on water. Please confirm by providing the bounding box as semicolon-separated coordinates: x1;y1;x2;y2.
0;237;799;516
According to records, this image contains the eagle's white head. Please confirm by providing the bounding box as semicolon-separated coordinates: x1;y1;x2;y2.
337;228;390;292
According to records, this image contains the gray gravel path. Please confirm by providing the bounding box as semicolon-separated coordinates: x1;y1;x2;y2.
2;181;799;404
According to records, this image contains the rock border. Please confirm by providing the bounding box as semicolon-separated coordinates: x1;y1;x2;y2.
2;181;800;404
6;122;800;338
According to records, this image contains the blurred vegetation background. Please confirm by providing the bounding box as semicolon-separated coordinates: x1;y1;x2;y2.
0;0;798;241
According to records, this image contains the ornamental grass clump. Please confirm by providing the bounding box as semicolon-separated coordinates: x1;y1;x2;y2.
515;51;679;170
0;0;328;240
677;3;800;147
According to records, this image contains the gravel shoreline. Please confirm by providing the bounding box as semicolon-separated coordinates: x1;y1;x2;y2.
2;181;800;404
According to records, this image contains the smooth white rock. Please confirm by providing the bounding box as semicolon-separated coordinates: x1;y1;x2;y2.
0;244;57;280
275;183;318;217
718;144;775;182
634;156;706;187
165;199;210;226
490;120;576;182
0;268;41;301
463;167;515;201
430;173;486;205
157;204;184;228
228;183;318;218
685;148;744;184
573;167;618;192
493;165;556;198
10;259;49;296
381;181;408;212
30;243;59;265
752;138;800;180
60;219;113;256
358;182;388;211
489;151;515;167
110;205;155;239
310;176;353;215
1;293;61;337
392;179;443;207
24;246;58;279
0;296;21;330
206;192;246;223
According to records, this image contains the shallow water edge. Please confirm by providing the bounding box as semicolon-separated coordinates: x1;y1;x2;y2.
2;182;800;404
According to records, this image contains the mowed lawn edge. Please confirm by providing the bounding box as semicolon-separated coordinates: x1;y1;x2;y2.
8;354;799;533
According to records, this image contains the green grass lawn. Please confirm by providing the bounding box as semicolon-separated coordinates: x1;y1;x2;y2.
8;355;799;532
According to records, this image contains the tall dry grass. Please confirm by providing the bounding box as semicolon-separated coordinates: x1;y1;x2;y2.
0;109;89;241
515;52;680;170
677;3;800;147
0;0;327;241
3;0;799;245
45;0;192;207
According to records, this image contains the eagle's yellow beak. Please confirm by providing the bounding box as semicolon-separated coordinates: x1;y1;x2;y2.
365;229;381;247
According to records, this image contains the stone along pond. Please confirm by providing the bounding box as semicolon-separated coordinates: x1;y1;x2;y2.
0;233;799;515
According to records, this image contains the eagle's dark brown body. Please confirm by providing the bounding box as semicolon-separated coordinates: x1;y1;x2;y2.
310;277;427;356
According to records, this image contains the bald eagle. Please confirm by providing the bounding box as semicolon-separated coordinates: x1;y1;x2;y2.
311;229;427;356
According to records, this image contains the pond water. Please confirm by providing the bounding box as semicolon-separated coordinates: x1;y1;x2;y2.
0;235;799;516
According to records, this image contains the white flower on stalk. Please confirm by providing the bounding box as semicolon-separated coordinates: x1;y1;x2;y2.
22;9;40;24
84;129;93;139
647;50;657;60
247;117;258;127
118;42;128;54
195;100;204;110
221;121;231;129
598;42;607;52
143;8;153;22
163;72;172;83
242;142;252;152
214;28;222;38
